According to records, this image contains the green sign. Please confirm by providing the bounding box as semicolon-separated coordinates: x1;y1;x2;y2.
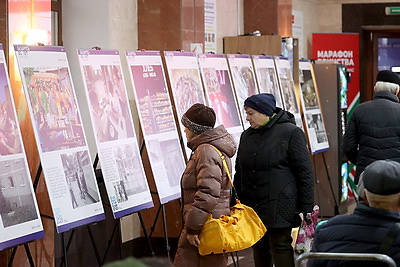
385;7;400;15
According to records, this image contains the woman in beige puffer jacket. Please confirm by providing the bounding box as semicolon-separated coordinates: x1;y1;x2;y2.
174;104;237;267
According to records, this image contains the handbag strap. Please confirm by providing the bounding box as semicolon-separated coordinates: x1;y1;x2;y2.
209;145;239;200
377;222;400;254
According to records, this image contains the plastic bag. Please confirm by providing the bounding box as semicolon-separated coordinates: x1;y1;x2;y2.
294;205;319;254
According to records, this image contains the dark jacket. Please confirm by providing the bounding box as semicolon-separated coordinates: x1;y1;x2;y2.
342;90;400;184
233;108;314;228
310;203;400;266
174;125;237;267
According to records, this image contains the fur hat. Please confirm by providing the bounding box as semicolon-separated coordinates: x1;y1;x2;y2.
181;103;216;134
363;160;400;195
376;70;400;86
244;93;276;116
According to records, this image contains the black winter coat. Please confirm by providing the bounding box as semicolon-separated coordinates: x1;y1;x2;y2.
342;90;400;184
310;203;400;266
233;108;314;228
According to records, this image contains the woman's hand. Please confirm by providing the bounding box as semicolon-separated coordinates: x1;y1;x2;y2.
187;234;200;247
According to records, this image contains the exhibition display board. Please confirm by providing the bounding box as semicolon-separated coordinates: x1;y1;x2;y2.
163;51;207;160
77;49;153;218
125;50;186;204
197;54;243;174
197;54;243;134
299;60;329;154
14;45;105;233
252;55;284;108
274;56;303;129
226;54;259;128
0;44;44;250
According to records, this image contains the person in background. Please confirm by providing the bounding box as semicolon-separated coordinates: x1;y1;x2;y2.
174;103;236;267
310;160;400;266
342;70;400;185
234;93;314;267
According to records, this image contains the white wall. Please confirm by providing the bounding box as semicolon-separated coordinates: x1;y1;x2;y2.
62;0;140;242
216;0;243;53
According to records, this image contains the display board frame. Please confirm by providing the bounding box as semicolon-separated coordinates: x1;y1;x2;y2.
77;49;153;218
125;50;186;205
163;51;207;160
226;54;259;129
14;45;105;233
0;44;44;250
252;55;284;108
274;56;303;129
299;59;329;154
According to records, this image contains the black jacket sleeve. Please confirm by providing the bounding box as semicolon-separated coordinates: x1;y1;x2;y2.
288;127;314;214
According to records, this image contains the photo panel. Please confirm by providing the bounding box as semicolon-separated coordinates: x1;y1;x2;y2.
198;54;243;175
299;60;329;153
0;44;43;250
227;54;259;129
252;55;284;108
125;51;186;204
14;45;105;233
77;49;153;218
274;56;303;130
163;51;207;159
197;54;242;130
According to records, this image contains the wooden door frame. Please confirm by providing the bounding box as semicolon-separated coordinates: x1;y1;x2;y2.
362;27;400;101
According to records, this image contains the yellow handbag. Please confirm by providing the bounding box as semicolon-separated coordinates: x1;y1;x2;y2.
198;146;267;256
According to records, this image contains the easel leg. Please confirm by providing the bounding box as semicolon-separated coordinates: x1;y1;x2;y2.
61;232;67;267
149;205;162;237
161;205;170;261
87;226;101;265
100;220;120;265
313;156;321;212
24;244;35;267
138;211;155;257
8;247;17;267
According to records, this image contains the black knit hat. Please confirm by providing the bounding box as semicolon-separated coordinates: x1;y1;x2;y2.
363;160;400;195
181;103;216;134
244;93;276;116
376;70;400;86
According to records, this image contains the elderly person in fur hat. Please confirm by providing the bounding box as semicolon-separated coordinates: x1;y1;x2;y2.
343;70;400;185
174;103;236;267
233;93;314;267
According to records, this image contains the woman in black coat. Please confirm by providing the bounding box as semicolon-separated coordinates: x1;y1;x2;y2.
234;93;314;267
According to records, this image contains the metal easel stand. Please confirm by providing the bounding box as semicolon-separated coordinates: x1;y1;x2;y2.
139;140;170;260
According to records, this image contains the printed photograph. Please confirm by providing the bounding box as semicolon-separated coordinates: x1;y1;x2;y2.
23;67;86;152
306;113;328;144
114;143;148;200
83;65;133;142
300;69;318;110
61;150;100;209
169;68;205;117
202;68;241;128
230;65;258;124
0;158;38;228
83;65;134;142
147;138;185;188
130;65;175;136
0;63;22;156
231;65;257;98
278;67;299;114
255;67;283;108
